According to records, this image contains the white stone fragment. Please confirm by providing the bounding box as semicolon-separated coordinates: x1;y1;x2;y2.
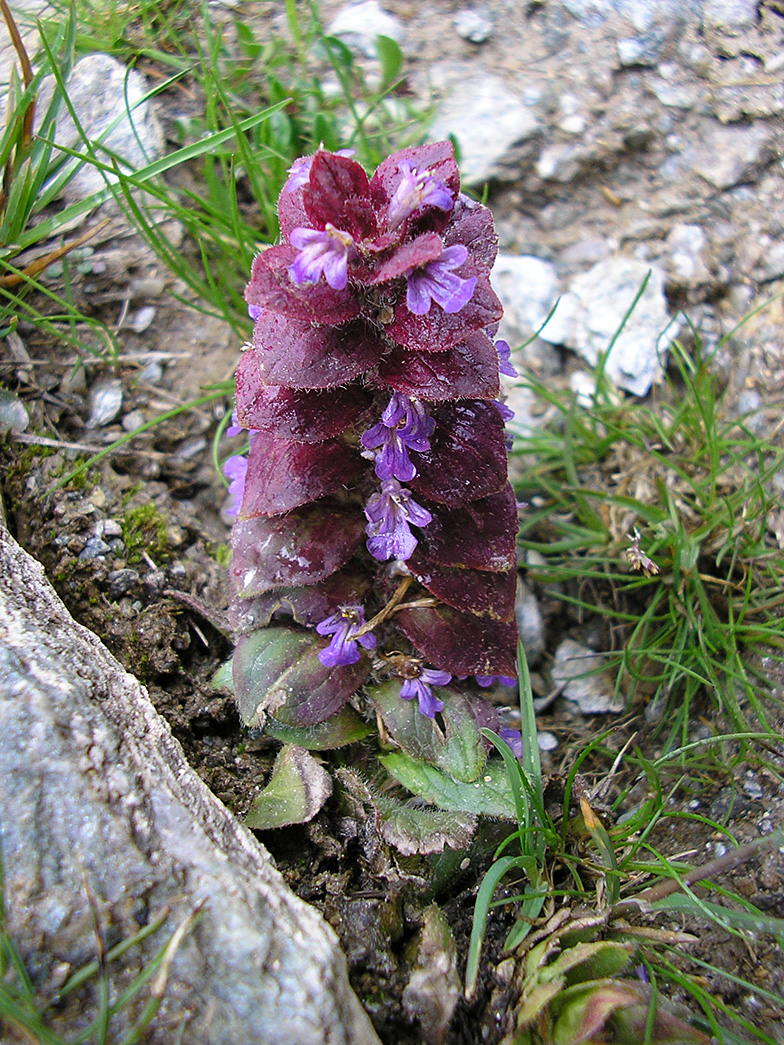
428;72;539;185
328;1;405;58
39;54;164;202
492;254;560;348
540;258;680;397
552;639;624;714
454;9;493;43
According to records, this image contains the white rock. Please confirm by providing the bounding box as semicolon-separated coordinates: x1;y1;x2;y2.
428;72;539;186
552;639;624;714
39;54;164;202
537;731;558;751
515;579;546;665
492;254;560;348
568;370;599;409
540;258;680;397
328;1;405;58
454;9;493;43
665;223;708;284
693;123;773;191
703;0;757;30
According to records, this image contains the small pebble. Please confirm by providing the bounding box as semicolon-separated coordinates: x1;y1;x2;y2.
131;305;156;334
79;537;112;560
122;409;146;432
537;731;558;751
86;379;123;429
107;569;140;597
454;9;493;43
139;360;163;383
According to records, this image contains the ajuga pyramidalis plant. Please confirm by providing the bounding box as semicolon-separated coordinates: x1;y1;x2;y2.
225;143;520;818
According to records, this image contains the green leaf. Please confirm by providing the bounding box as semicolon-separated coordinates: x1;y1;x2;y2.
244;745;332;829
211;658;234;692
542;941;634;986
379;751;516;818
265;707;372;750
375;35;404;87
370;680;486;781
233;626;369;727
378;802;476;856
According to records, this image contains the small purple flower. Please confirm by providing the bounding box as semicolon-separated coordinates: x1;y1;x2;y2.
288;223;356;290
498;727;524;760
405;243;477;316
223;454;248;516
493;399;515;424
475;675;517;688
496;339;518;378
316;605;377;667
364;478;432;562
361;393;435;481
400;667;452;718
248;303;263;322
387;161;454;231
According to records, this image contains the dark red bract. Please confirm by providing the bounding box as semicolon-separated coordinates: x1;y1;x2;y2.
228;143;518;725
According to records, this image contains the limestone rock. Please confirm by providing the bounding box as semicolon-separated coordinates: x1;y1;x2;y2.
39;53;164;202
428;70;540;186
0;528;380;1045
540;258;679;397
328;1;405;58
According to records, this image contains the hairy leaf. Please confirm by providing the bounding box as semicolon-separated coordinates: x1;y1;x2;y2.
380;751;516;818
407;556;517;621
396;603;518;677
229;566;370;632
240;432;362;517
387;259;502;353
246;245;360;324
233;627;369;727
416;485;518;571
409;400;508;506
369;680;487;781
230;507;365;596
253;314;383;389
244;745;332;829
265;707;372;750
235;355;372;440
303;150;376;239
378;330;500;400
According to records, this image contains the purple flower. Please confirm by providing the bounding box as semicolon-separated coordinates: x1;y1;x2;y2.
475;675;517;688
400;667;452;718
288;223;356;290
405;243;477;316
223;454;248;516
364;478;432;561
387;160;454;231
316;605;377;667
496;339;518;378
361;393;435;481
248;303;263;322
498;727;524;760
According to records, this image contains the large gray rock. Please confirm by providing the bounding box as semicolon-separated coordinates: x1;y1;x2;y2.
0;527;380;1045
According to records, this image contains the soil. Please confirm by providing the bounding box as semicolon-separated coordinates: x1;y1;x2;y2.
2;1;784;1043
